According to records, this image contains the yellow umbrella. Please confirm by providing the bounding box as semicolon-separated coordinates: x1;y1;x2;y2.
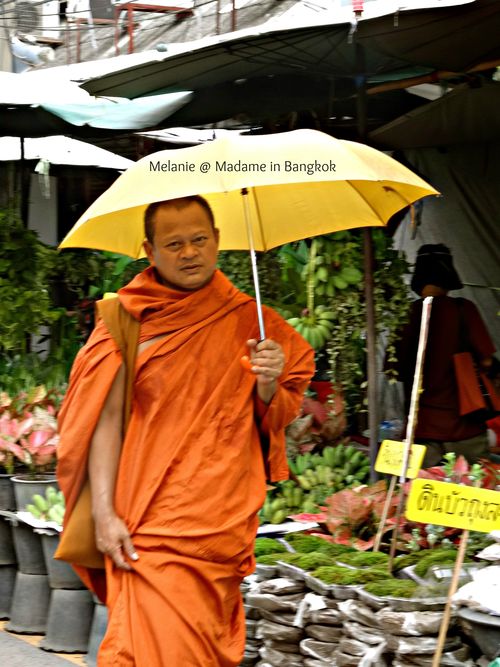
60;128;438;337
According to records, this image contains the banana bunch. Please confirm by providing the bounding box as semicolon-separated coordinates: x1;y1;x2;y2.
308;236;364;298
259;444;371;524
26;487;65;526
287;305;336;350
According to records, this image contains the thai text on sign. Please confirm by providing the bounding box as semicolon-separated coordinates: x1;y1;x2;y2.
375;440;426;479
406;479;500;532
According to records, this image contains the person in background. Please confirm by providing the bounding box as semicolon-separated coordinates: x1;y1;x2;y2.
393;243;497;468
57;196;314;667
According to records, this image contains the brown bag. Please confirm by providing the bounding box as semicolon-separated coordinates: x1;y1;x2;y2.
453;299;500;417
54;296;140;568
453;351;487;416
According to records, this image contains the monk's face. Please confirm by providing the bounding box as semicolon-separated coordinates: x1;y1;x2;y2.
144;201;220;291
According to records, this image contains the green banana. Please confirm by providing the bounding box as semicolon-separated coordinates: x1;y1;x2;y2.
270;509;287;524
26;503;41;518
323;447;336;467
32;494;48;513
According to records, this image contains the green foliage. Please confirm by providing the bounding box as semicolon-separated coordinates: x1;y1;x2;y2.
255;553;288;565
364;579;418;598
312;565;390;585
0;208;149;393
217;250;284;310
413;548;463;578
337;551;389;567
284;534;333;553
0;210;60;355
254;537;287;557
392;550;433;572
294;551;334;571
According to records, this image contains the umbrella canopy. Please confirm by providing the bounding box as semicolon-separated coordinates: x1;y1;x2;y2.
0;72;193;138
80;1;500;100
59;128;438;258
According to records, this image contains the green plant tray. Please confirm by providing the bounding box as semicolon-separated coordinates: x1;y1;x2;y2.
304;572;360;599
254;563;279;580
357;586;447;612
277;561;307;582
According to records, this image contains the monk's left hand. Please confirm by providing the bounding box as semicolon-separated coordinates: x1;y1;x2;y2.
247;338;285;402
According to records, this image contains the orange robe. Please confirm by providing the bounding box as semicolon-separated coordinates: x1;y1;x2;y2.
57;268;314;667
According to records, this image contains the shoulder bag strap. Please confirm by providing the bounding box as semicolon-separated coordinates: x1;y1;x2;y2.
95;296;140;430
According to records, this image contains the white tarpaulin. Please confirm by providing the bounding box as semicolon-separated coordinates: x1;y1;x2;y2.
0;136;133;170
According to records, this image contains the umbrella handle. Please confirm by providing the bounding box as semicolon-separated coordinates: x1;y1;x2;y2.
240;355;253;372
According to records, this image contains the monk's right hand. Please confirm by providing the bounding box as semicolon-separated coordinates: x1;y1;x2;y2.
95;511;139;571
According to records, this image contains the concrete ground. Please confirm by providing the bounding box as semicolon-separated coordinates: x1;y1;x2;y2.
0;622;86;666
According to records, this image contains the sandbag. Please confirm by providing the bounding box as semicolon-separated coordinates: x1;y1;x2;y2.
259;645;304;666
259;578;306;595
257;620;303;643
300;637;337;661
307;608;343;626
305;624;342;642
337;599;380;628
342;621;386;645
375;608;449;636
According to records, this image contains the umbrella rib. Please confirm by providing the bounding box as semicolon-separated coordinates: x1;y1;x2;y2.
345;180;410;222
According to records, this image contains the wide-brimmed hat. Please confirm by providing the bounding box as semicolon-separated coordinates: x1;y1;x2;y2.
411;243;463;296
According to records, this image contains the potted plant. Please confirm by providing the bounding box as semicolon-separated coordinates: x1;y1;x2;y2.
0;385;61;510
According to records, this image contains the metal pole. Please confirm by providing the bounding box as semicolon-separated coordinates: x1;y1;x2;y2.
364;228;379;482
241;188;266;340
128;5;134;54
20;137;29;227
355;41;379;481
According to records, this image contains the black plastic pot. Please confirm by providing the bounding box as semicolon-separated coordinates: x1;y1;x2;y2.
41;533;84;589
10;474;58;512
11;522;47;575
86;600;108;667
6;571;51;634
41;589;94;653
0;517;16;565
0;474;16;511
0;565;16;619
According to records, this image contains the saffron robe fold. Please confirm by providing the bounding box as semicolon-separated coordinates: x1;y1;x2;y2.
57;268;314;667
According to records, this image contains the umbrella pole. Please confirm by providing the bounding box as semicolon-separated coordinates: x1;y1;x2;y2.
241;188;266;340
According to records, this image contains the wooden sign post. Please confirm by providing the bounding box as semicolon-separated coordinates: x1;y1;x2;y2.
373;440;426;552
406;478;500;667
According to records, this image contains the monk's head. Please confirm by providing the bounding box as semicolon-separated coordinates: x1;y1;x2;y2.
143;196;220;291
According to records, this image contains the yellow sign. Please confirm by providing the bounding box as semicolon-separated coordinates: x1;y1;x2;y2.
406;479;500;532
375;440;426;479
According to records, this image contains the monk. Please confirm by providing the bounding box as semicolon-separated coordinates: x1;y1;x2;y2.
56;195;315;666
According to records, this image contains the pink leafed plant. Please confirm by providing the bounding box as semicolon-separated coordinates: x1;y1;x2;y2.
0;386;61;477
